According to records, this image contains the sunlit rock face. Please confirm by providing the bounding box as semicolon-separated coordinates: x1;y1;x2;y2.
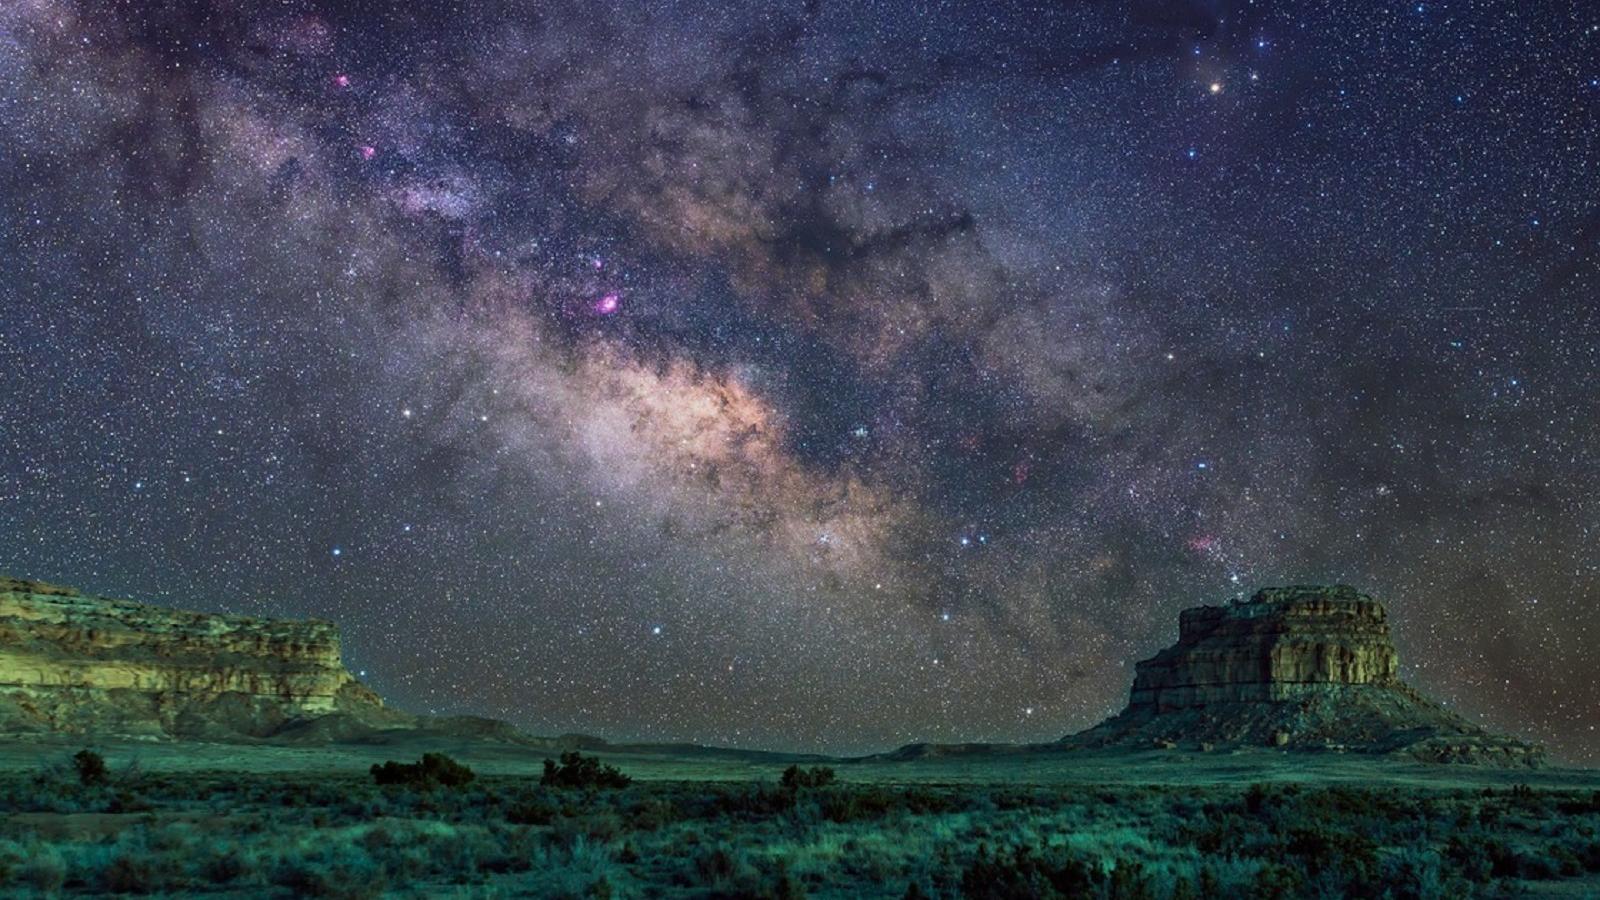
1129;585;1400;711
1071;585;1546;766
0;577;397;740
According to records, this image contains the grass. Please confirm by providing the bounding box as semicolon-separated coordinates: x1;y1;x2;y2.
0;744;1598;896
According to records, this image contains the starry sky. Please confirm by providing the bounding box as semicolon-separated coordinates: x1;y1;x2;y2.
2;0;1598;761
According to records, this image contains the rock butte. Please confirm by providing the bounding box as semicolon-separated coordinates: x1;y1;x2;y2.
1068;585;1546;766
1129;585;1399;710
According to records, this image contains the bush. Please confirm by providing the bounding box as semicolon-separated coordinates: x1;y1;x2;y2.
103;854;160;894
369;753;475;789
73;748;109;786
201;846;254;884
780;765;836;790
21;848;67;893
1252;863;1304;899
819;786;899;823
507;797;559;825
959;843;1096;899
541;752;631;790
1284;826;1379;884
272;856;388;899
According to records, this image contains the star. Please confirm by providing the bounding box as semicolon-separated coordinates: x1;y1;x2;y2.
2;0;1595;763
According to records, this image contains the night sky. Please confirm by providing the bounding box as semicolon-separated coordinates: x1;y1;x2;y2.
2;1;1598;761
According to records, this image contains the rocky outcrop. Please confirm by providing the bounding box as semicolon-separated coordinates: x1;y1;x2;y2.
1068;585;1545;766
0;577;408;740
1128;585;1399;711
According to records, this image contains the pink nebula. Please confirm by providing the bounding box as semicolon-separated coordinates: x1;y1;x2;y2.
359;144;376;160
594;292;621;315
333;73;351;88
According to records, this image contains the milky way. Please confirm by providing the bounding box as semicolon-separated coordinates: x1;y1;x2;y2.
2;0;1599;759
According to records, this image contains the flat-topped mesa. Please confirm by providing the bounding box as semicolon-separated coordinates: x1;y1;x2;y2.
1069;585;1546;766
0;577;402;740
1129;585;1400;712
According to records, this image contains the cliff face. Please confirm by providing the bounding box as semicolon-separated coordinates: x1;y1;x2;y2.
0;577;402;740
1070;585;1545;766
1129;585;1399;711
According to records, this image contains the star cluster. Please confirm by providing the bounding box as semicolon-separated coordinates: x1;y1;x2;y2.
2;0;1598;760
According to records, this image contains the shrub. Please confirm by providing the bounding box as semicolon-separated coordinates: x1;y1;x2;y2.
1445;834;1495;882
369;752;475;789
507;797;559;825
1582;839;1600;872
103;854;162;894
1284;826;1379;884
107;789;155;813
272;856;388;899
781;765;837;790
959;843;1095;899
73;748;109;786
1251;863;1304;900
201;846;254;884
21;848;67;893
541;752;631;790
818;786;901;823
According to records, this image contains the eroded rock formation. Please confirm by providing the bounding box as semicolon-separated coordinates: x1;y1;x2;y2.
0;577;407;740
1069;585;1545;766
1129;585;1399;711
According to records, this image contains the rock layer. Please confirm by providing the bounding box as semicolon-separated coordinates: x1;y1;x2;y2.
1129;585;1399;711
1070;585;1545;766
0;577;404;740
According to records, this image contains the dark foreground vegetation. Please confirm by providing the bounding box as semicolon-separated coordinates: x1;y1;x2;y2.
0;751;1597;897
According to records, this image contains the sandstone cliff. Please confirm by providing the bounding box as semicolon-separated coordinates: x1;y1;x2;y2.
1068;585;1545;765
0;577;409;741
